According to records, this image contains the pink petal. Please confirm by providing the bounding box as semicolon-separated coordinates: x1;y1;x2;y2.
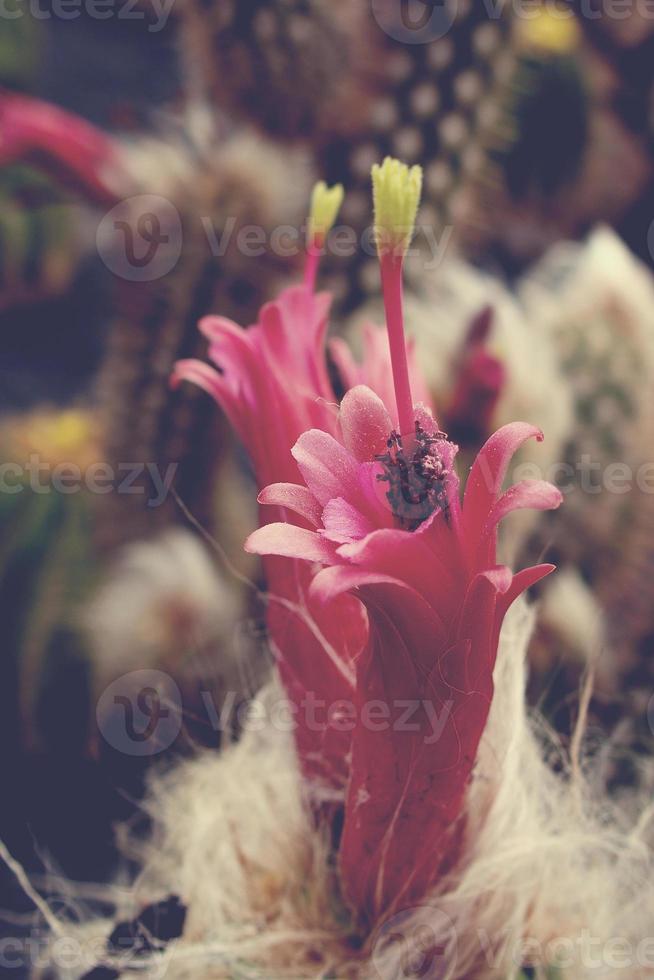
199;316;261;391
257;483;323;527
339;386;392;463
173;357;292;487
311;565;448;651
171;359;248;442
329;336;362;391
291;429;359;505
321;497;376;544
272;284;332;351
245;523;337;564
259;286;333;399
349;461;397;530
203;327;262;404
489;562;557;656
337;527;413;562
360;323;401;426
338;527;456;619
462;422;544;562
485;480;563;534
310;565;413;605
198;314;247;345
171;358;221;395
472;479;561;569
457;567;512;688
498;563;555;623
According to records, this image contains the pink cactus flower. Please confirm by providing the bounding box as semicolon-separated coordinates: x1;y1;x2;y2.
175;160;562;925
244;159;563;925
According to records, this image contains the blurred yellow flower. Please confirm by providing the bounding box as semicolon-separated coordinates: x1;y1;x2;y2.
5;408;102;472
516;3;581;55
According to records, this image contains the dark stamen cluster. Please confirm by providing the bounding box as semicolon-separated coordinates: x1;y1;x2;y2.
376;421;450;530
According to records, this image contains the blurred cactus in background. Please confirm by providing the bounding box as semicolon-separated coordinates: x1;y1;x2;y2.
177;0;369;141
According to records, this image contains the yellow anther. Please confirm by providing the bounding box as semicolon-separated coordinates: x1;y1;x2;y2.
372;157;423;258
307;181;344;245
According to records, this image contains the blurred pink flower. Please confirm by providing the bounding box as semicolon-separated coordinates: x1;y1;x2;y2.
446;305;506;447
174;285;337;487
173;284;367;788
330;321;433;429
0;91;130;204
